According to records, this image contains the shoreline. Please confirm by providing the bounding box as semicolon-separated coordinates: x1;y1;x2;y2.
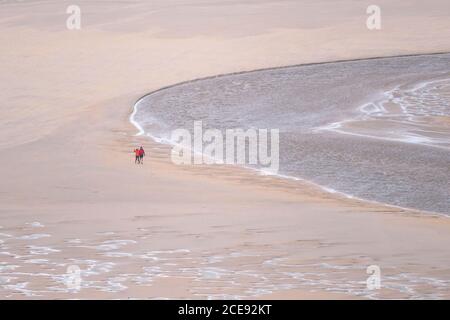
131;51;450;106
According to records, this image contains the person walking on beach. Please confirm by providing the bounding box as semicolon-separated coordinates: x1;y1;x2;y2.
139;146;145;164
134;148;140;164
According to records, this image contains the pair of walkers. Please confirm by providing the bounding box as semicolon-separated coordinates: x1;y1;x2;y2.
134;146;145;164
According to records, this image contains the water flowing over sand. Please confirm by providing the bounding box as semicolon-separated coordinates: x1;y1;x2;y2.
135;54;450;215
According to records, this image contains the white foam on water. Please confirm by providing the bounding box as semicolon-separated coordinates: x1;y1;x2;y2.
76;239;137;251
142;266;163;277
27;245;60;255
3;282;37;297
130;99;145;136
0;264;20;272
0;275;17;285
66;238;83;244
131;275;154;285
202;255;225;264
199;267;228;279
0;233;12;238
24;259;50;265
0;251;16;257
17;233;51;240
137;254;160;261
146;249;190;254
97;231;116;236
1;243;448;299
26;222;45;228
318;77;450;151
103;252;133;258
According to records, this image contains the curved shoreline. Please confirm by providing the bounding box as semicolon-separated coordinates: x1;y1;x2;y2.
130;52;450;218
131;51;450;108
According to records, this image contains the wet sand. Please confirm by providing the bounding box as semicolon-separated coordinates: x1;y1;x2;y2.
1;0;450;299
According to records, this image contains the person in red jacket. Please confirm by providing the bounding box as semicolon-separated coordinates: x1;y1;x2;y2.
134;148;140;164
139;146;145;164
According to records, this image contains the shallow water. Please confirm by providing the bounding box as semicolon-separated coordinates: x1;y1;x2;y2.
135;54;450;215
1;222;449;299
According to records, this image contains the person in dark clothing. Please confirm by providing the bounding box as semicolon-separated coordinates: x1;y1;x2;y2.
139;146;145;164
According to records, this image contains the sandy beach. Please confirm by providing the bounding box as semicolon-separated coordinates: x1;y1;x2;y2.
1;0;450;299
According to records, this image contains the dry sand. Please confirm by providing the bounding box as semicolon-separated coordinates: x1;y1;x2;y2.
0;0;450;299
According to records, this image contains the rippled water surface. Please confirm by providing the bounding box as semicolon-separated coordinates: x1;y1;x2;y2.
135;54;450;214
